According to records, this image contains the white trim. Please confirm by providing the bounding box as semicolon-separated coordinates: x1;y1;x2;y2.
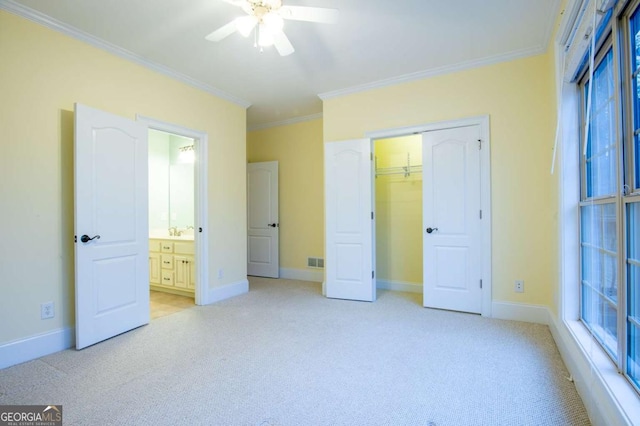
548;315;640;425
208;279;249;303
248;113;323;132
557;0;585;47
136;115;209;306
376;280;422;294
0;327;74;370
367;115;493;318
318;47;545;101
0;0;251;109
491;301;550;325
279;268;323;283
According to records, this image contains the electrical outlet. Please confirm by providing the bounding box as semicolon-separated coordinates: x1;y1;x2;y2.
41;302;54;319
515;280;525;293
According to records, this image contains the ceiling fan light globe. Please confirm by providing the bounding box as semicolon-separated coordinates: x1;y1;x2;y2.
234;15;258;37
258;24;275;46
263;12;284;32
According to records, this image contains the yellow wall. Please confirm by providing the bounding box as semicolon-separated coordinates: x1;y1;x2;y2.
375;136;423;284
247;119;324;272
0;10;247;344
324;52;558;306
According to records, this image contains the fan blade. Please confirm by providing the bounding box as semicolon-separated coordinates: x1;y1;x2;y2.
221;0;252;14
279;6;338;24
205;21;238;42
273;31;295;56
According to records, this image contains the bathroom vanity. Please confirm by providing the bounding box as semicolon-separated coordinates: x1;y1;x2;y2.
149;237;195;296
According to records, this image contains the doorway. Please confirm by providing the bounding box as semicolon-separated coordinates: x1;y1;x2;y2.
138;115;209;308
325;116;492;316
148;129;196;317
374;135;423;295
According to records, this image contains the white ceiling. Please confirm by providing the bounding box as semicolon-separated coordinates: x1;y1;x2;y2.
5;0;561;129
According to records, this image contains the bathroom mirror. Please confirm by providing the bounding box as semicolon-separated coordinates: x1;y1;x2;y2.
148;129;195;236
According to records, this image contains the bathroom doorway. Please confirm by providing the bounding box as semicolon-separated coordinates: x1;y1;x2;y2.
148;129;196;317
137;115;209;316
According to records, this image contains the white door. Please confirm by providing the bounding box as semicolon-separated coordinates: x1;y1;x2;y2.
247;161;279;278
325;139;375;302
422;125;482;313
74;103;149;349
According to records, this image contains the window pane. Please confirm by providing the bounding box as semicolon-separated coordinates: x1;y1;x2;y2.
629;323;640;389
585;48;617;198
631;9;640;188
636;134;640;189
628;202;640;319
581;202;618;357
627;202;640;386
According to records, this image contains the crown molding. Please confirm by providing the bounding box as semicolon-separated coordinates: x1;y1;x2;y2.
318;45;546;101
0;0;252;109
247;112;323;132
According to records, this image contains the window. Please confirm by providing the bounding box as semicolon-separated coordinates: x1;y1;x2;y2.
627;4;640;389
578;0;640;393
580;45;619;359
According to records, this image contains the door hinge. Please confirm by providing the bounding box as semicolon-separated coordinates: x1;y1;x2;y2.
480;279;483;289
370;152;373;161
478;139;482;150
372;271;375;279
371;211;374;220
479;210;482;219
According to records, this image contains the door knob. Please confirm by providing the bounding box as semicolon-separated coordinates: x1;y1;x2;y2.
426;227;438;234
268;223;279;228
80;234;101;243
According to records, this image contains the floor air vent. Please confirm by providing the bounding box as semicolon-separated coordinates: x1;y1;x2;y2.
307;257;324;269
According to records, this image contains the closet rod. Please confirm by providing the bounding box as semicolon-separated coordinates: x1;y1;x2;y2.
374;153;422;178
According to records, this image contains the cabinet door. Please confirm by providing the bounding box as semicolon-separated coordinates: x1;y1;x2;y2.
174;255;190;289
149;252;161;284
188;258;196;289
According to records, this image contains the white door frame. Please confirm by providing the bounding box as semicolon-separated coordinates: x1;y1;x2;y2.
367;115;492;317
137;115;209;306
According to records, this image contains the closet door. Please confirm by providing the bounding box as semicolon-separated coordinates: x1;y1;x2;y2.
324;139;375;302
422;125;482;313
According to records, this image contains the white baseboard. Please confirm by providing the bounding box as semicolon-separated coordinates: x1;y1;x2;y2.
548;314;639;425
491;301;550;324
0;327;74;370
279;268;323;283
376;279;422;293
207;279;248;304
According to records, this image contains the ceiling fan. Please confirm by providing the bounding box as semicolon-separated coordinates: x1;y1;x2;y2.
205;0;338;56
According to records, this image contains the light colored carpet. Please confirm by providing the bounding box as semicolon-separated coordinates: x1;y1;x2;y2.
0;278;590;425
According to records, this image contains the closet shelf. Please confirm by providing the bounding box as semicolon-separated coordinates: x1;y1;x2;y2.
375;153;422;178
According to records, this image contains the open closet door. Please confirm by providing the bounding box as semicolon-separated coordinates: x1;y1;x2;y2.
324;139;375;302
422;125;482;313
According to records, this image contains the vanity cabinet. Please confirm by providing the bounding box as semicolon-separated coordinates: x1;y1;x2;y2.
149;238;195;295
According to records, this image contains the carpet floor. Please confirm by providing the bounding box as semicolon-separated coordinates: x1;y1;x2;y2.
0;278;590;425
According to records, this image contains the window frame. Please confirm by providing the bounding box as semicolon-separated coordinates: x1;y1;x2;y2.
577;0;640;393
578;33;624;365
